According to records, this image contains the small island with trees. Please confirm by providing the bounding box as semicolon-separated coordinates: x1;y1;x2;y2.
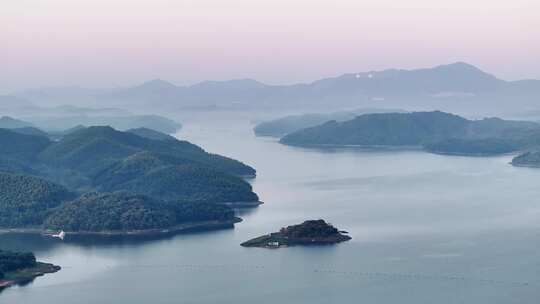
0;249;60;291
241;219;351;248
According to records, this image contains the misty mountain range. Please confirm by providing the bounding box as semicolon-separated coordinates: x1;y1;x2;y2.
6;62;540;116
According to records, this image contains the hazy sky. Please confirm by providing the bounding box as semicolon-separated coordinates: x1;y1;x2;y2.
1;0;539;92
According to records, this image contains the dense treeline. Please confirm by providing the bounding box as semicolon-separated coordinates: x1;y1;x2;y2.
0;157;36;175
0;173;75;227
280;220;341;238
0;125;258;232
0;250;37;279
93;153;257;203
0;171;239;231
0;128;51;161
39;126;255;177
44;192;235;232
280;111;470;146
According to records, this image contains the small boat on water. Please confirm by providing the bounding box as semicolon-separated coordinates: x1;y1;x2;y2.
52;230;66;240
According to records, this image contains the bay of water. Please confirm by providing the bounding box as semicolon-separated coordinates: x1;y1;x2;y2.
1;114;540;303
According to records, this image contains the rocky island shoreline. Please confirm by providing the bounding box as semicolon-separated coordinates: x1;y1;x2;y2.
241;219;351;248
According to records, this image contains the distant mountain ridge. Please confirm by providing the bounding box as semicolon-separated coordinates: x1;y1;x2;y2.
0;116;34;129
13;62;540;114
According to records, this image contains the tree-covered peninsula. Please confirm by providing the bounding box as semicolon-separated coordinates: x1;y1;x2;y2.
0;125;259;235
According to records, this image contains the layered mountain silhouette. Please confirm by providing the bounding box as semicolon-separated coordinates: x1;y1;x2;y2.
13;62;540;114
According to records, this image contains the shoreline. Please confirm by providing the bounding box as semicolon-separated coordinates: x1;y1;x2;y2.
281;142;521;158
241;234;352;249
0;218;242;239
253;132;283;138
426;150;519;157
218;201;264;207
280;142;423;150
0;262;61;292
510;162;540;168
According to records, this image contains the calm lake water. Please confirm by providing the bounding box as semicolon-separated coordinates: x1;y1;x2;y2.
1;113;540;303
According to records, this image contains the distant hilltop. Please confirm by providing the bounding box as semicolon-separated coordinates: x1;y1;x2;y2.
10;62;540;115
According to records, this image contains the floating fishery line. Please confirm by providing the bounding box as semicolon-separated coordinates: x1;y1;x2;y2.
103;263;533;287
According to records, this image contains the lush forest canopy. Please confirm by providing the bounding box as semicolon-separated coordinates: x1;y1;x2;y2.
0;126;258;232
0;173;75;227
0;250;36;279
45;192;236;232
0;128;51;162
39;126;255;177
279;220;342;238
93;154;258;203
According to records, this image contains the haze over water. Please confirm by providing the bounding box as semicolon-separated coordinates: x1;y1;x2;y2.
1;113;539;303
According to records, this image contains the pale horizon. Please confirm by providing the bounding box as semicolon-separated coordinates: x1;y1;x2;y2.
2;0;539;92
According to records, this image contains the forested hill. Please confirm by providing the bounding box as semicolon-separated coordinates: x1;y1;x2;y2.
279;111;540;155
0;173;75;227
0;250;36;279
0;128;51;161
45;192;236;232
0;126;259;233
91;152;258;203
40;126;255;177
280;111;469;146
127;127;178;141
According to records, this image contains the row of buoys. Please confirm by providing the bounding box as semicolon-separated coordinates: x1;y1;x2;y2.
110;264;532;287
122;264;267;269
314;269;530;287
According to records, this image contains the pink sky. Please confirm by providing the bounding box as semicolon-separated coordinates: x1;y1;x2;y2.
1;0;539;92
